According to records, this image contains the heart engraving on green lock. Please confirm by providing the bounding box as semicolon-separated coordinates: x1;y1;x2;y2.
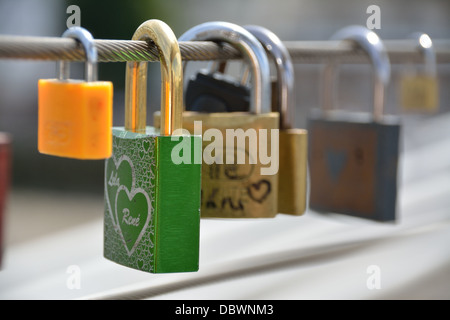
115;185;152;256
105;155;134;226
143;140;151;153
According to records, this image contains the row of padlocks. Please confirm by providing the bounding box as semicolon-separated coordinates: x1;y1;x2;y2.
0;19;442;273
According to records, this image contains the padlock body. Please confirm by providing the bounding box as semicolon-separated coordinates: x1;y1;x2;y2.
308;114;400;221
400;75;439;112
104;127;201;273
154;112;279;218
278;129;308;215
38;79;113;159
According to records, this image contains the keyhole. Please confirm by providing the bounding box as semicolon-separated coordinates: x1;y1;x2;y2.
354;147;364;165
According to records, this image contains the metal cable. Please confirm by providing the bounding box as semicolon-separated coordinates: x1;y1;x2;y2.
1;35;450;64
0;36;240;62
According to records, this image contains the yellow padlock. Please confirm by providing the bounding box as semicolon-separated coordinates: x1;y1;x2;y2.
400;33;439;113
38;27;113;159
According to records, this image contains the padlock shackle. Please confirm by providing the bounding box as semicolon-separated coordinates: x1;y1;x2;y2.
125;20;182;136
245;25;295;130
327;25;391;122
411;32;437;77
58;27;98;82
179;21;271;114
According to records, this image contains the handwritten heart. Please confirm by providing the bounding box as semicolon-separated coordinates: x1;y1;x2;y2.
247;179;271;203
105;155;134;226
115;185;151;256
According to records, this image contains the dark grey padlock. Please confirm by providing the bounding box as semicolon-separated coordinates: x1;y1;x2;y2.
185;61;251;113
308;25;400;222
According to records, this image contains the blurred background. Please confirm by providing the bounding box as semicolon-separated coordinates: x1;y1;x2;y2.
0;0;449;299
1;0;449;194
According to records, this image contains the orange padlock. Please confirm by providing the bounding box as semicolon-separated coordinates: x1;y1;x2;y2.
38;27;112;159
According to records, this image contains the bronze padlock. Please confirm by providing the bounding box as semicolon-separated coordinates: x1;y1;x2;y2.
308;25;400;222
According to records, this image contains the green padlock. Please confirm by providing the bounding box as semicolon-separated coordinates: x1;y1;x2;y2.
103;20;202;273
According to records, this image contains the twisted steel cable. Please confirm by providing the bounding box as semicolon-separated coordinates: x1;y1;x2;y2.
0;36;241;62
1;35;450;64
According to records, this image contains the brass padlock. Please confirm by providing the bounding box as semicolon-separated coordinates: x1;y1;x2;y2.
155;21;280;218
245;25;308;216
308;25;400;222
400;33;439;113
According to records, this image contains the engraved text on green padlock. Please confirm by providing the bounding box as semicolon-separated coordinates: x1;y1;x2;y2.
104;20;201;273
